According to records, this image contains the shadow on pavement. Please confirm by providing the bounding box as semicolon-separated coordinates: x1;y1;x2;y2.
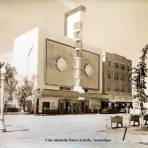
6;129;29;132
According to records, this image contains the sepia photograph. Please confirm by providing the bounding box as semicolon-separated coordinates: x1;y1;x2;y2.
0;0;148;147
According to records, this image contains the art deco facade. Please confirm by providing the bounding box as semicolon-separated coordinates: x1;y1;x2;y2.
12;28;132;114
34;37;104;114
32;39;132;114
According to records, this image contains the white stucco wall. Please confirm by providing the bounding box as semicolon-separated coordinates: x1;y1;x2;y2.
13;27;38;79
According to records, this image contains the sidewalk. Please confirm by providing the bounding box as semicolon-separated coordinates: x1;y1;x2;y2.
0;114;148;148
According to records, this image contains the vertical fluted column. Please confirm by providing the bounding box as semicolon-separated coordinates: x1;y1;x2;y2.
73;21;84;94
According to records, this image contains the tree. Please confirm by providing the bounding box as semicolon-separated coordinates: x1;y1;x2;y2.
132;45;148;128
4;63;17;103
15;77;33;111
0;62;17;106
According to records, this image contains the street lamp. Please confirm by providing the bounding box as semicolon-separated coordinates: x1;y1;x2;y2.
0;66;6;132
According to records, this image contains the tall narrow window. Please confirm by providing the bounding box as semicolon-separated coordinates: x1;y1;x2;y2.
65;6;86;39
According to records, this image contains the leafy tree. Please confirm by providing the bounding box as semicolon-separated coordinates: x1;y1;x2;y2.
15;77;33;111
4;63;17;103
132;45;148;128
0;62;17;106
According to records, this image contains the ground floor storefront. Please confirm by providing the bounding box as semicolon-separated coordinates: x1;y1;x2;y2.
58;99;89;114
29;89;105;114
27;90;132;114
36;97;101;114
100;99;132;114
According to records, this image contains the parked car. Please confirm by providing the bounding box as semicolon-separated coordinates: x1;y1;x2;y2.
119;108;126;113
109;108;118;114
99;107;118;114
4;107;21;112
99;108;109;114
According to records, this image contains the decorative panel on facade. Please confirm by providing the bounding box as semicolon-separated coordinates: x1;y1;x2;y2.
45;39;100;90
46;40;74;87
81;51;99;89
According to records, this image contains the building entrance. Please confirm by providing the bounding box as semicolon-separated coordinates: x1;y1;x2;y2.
59;99;89;114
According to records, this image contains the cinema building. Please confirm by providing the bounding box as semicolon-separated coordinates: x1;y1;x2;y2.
9;4;132;114
36;37;105;114
13;31;132;114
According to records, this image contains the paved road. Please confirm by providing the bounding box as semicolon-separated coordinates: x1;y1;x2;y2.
0;114;147;148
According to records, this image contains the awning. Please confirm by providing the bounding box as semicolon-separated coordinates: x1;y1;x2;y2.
38;89;108;99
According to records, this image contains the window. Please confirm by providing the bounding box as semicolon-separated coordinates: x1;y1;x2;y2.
114;62;116;68
114;86;119;92
114;62;119;69
114;74;116;80
107;87;111;91
65;6;86;39
121;74;125;81
127;65;131;71
116;74;119;80
121;85;125;92
116;63;119;68
107;72;111;79
42;102;50;109
108;61;111;67
107;82;112;91
122;65;125;70
121;64;125;70
114;73;119;80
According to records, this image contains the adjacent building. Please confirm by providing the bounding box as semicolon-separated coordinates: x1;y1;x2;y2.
102;52;132;111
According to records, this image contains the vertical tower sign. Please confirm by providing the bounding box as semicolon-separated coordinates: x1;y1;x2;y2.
73;21;85;94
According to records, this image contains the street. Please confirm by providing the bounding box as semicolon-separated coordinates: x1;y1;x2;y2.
0;114;148;148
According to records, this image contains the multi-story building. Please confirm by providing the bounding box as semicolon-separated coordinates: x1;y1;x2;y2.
13;29;132;114
12;27;133;114
11;21;107;114
102;52;132;111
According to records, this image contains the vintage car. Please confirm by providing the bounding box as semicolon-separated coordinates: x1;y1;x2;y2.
99;107;118;114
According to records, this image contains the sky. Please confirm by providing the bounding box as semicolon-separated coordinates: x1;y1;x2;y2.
0;0;148;67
